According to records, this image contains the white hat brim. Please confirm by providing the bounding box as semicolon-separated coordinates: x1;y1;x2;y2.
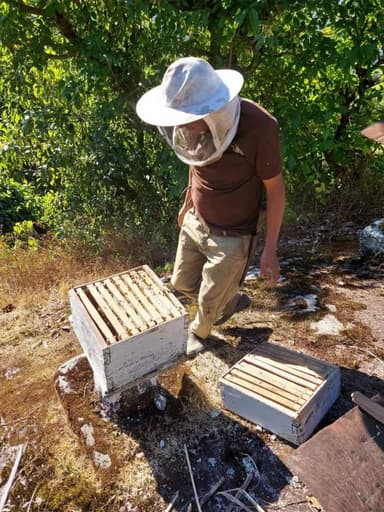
136;69;244;126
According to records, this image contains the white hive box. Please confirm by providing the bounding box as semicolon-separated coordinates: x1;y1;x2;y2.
220;342;340;445
69;265;188;396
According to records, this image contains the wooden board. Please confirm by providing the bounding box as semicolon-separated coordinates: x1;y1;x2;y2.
290;394;384;512
220;342;340;444
104;315;188;393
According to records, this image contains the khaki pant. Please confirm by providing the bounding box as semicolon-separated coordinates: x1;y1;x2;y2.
171;209;251;339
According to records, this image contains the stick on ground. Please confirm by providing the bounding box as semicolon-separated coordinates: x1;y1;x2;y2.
240;490;266;512
26;485;39;512
164;491;179;512
226;471;253;512
200;476;225;506
0;444;26;512
184;444;202;512
219;491;255;512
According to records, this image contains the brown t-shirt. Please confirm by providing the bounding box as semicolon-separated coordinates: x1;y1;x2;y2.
191;99;283;234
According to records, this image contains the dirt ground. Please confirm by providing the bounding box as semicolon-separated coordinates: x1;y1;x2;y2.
1;224;383;511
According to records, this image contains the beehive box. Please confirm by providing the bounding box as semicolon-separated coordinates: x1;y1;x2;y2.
69;265;188;396
220;342;340;445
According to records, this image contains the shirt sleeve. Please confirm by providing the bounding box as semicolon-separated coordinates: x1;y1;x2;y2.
255;116;283;180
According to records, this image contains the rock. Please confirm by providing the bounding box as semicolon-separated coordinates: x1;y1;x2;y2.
56;375;74;394
226;467;235;478
80;423;95;447
93;451;111;469
310;314;344;336
57;354;87;375
4;367;20;380
289;475;304;489
288;294;318;313
154;393;167;411
360;218;384;257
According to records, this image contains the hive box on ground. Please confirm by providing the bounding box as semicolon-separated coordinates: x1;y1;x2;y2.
69;265;188;397
220;342;340;445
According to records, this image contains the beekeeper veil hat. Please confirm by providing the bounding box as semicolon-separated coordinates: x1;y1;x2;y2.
136;57;244;166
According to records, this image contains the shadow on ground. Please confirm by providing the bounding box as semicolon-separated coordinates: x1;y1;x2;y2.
55;349;309;512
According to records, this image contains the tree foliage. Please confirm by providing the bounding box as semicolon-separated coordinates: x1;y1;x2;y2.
0;0;383;243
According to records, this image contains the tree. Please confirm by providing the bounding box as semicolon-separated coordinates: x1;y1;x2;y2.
0;0;383;241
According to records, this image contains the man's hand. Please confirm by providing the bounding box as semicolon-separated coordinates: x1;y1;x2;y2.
260;247;280;286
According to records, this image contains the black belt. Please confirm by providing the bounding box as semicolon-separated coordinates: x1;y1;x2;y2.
208;227;243;237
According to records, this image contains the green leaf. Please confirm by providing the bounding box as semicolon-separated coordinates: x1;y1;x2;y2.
247;8;259;36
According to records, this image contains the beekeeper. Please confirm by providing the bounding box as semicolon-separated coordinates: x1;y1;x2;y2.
136;57;285;355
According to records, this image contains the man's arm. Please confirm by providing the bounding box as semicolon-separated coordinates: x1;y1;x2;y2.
178;167;193;228
260;173;286;285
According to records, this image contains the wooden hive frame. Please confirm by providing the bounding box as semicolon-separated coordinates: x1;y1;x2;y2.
220;342;340;444
69;265;188;396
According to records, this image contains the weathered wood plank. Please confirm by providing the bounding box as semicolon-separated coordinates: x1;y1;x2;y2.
94;281;137;336
225;372;300;412
75;288;115;344
245;354;319;390
117;275;157;328
87;284;127;340
253;343;333;378
133;270;170;322
137;269;175;320
104;315;188;391
143;265;185;313
249;350;324;385
290;394;384;512
238;360;315;397
122;273;161;323
111;275;152;329
351;391;384;424
103;279;141;334
69;290;110;393
230;367;307;405
221;378;296;435
294;367;340;439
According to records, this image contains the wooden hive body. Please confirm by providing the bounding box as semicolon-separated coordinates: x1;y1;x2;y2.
69;265;188;396
220;342;340;445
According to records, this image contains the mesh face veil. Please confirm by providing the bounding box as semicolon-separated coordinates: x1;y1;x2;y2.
158;96;241;166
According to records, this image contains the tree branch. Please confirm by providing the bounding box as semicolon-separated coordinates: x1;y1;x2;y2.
44;51;76;60
7;0;44;16
54;12;78;41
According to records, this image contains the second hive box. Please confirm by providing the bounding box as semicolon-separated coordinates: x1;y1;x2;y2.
220;342;340;444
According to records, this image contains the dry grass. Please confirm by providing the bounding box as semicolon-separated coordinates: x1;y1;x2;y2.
0;238;137;309
0;236;151;511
